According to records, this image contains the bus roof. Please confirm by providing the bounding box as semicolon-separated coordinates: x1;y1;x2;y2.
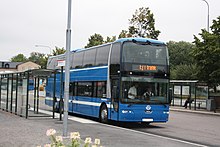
115;37;165;45
48;37;166;59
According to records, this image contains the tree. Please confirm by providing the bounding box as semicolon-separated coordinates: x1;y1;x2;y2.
85;33;104;48
52;47;65;56
10;54;27;62
128;7;160;39
170;64;198;80
167;41;195;68
167;41;198;80
118;30;132;38
192;16;220;87
105;36;116;43
28;52;47;69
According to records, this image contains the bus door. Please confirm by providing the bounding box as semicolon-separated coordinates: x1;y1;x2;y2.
110;79;119;120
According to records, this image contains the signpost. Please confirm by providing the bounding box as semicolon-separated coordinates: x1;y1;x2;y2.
63;0;72;137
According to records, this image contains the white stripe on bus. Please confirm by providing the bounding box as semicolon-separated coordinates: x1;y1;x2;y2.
46;97;111;108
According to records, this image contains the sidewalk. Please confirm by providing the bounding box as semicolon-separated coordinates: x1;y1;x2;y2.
170;105;220;116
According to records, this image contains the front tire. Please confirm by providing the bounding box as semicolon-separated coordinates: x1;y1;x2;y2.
100;105;108;123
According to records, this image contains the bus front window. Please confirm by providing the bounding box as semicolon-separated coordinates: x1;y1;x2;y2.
121;77;168;104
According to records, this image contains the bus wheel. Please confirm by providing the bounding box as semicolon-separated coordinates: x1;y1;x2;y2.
100;105;108;123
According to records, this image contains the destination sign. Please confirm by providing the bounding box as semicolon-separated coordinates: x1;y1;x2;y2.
139;65;157;71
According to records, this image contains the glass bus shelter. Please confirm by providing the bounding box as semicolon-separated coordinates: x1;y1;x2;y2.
170;80;209;110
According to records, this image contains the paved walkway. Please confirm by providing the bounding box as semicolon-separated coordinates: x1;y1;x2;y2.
0;106;219;147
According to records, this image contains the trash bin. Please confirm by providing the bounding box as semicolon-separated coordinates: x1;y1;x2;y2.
206;99;216;111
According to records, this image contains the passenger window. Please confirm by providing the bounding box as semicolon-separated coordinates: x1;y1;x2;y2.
95;45;110;66
77;82;93;97
83;49;96;67
95;82;107;98
73;52;84;68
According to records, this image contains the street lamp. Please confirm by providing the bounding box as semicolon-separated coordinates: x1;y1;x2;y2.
202;0;210;32
63;0;72;137
35;45;52;55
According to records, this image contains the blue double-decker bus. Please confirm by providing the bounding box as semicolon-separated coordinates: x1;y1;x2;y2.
46;38;171;123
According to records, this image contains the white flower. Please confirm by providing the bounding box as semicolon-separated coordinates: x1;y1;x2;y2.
44;144;51;147
70;132;80;140
46;129;56;136
94;139;100;145
56;136;63;142
84;137;92;144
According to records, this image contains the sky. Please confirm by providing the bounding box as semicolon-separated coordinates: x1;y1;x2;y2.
0;0;219;61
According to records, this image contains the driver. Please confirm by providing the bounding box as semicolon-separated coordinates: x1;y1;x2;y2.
128;83;138;99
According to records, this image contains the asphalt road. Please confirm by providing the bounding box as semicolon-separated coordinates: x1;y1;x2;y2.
121;111;220;147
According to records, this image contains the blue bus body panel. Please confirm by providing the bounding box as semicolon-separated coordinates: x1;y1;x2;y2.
117;104;169;122
71;96;110;118
70;66;108;82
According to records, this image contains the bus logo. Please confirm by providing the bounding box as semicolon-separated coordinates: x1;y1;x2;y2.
146;105;151;110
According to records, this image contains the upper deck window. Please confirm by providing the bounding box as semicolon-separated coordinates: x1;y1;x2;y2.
83;49;97;67
95;45;110;66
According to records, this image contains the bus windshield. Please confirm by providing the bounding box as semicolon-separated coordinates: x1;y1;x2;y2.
122;41;168;65
121;77;169;104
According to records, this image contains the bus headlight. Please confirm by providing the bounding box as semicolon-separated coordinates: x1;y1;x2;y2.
163;111;169;114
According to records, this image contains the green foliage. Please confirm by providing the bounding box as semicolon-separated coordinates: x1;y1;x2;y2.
128;7;160;39
105;36;116;43
118;30;132;38
192;16;220;86
52;47;66;56
167;41;195;68
10;54;27;62
170;64;198;80
167;41;197;80
85;34;116;48
28;52;47;69
85;33;104;48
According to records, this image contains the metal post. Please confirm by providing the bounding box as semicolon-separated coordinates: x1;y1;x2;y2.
34;77;36;112
53;72;56;119
194;83;197;110
15;73;18;114
189;83;192;110
10;73;13;113
0;75;2;109
60;66;64;121
180;85;182;106
37;78;40;114
63;0;72;137
6;74;9;111
26;71;30;119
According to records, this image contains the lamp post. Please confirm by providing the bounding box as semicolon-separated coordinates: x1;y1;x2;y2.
63;0;72;137
202;0;210;32
35;45;52;55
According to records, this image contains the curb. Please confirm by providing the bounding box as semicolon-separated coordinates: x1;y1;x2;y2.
170;107;220;116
